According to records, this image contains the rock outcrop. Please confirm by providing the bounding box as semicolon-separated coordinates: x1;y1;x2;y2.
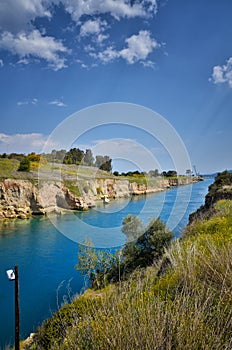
0;176;198;220
0;180;91;219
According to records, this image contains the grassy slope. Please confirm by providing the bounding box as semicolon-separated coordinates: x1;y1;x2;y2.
0;159;113;182
26;199;232;350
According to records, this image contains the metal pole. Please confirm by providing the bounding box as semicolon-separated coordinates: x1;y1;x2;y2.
14;265;20;350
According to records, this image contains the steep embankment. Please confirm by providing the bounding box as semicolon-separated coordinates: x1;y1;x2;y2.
189;170;232;223
0;160;196;219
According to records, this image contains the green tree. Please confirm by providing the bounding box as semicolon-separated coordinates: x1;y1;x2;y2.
121;217;173;275
95;155;112;172
166;170;177;177
88;216;173;286
75;240;118;288
63;148;84;164
83;149;94;166
122;214;145;242
148;169;160;177
18;156;30;172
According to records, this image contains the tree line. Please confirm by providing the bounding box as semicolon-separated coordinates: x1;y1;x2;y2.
0;148;112;172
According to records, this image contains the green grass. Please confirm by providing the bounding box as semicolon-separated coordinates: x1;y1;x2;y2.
26;200;232;350
0;158;20;179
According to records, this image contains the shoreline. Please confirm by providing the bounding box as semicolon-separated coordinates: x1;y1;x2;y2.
0;175;201;221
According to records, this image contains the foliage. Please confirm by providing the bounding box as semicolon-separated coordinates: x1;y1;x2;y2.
75;240;119;288
63;180;81;197
162;170;177;177
17;156;30;172
95;155;112;172
83;149;94;166
120;217;173;277
63;148;85;165
189;170;232;223
205;170;232;207
26;181;232;350
148;169;160;177
29;203;232;349
27;152;41;162
121;214;145;242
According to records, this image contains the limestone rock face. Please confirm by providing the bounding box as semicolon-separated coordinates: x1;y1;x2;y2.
0;179;92;219
0;180;44;219
0;176;196;219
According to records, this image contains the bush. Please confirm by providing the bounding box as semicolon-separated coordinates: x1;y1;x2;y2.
17;156;30;172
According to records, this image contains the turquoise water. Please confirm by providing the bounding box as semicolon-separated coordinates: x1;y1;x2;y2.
0;178;213;348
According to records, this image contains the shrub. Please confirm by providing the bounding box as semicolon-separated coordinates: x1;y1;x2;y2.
17;156;30;172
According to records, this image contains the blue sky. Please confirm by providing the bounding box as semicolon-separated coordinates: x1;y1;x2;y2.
0;0;232;174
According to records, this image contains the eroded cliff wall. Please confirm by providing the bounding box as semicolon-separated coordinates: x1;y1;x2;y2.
0;176;194;219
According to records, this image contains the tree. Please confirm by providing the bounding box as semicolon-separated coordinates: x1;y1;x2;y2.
148;169;159;177
162;170;177;177
63;148;84;164
121;214;145;242
95;155;112;172
28;152;41;162
83;149;94;166
18;156;30;172
121;217;173;274
75;240;118;288
85;216;174;286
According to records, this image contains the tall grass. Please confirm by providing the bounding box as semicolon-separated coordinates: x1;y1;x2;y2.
26;200;232;350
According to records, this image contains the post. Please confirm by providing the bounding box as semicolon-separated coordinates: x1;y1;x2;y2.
14;265;20;350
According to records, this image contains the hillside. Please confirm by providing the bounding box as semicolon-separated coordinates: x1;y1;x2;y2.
189;170;232;223
23;174;232;350
0;159;196;220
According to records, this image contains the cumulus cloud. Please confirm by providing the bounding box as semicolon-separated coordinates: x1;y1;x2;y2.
0;1;159;70
95;30;159;65
0;30;69;70
0;0;51;33
0;59;3;67
79;18;109;44
120;30;160;64
0;132;58;154
63;0;157;22
211;57;232;88
80;19;106;36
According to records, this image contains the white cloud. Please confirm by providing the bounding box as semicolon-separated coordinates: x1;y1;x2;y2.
0;0;51;33
95;30;159;65
0;59;3;67
0;29;69;70
120;30;159;64
63;0;157;22
96;46;119;62
17;98;38;106
80;19;106;36
17;58;31;65
0;133;58;154
79;18;109;45
211;57;232;88
49;100;67;107
0;1;160;70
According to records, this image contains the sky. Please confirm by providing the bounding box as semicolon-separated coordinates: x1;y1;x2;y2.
0;0;232;174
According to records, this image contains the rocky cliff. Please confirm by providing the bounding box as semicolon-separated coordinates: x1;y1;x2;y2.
0;175;196;220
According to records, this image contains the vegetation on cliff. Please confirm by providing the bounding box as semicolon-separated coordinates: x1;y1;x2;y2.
25;172;232;350
189;170;232;223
